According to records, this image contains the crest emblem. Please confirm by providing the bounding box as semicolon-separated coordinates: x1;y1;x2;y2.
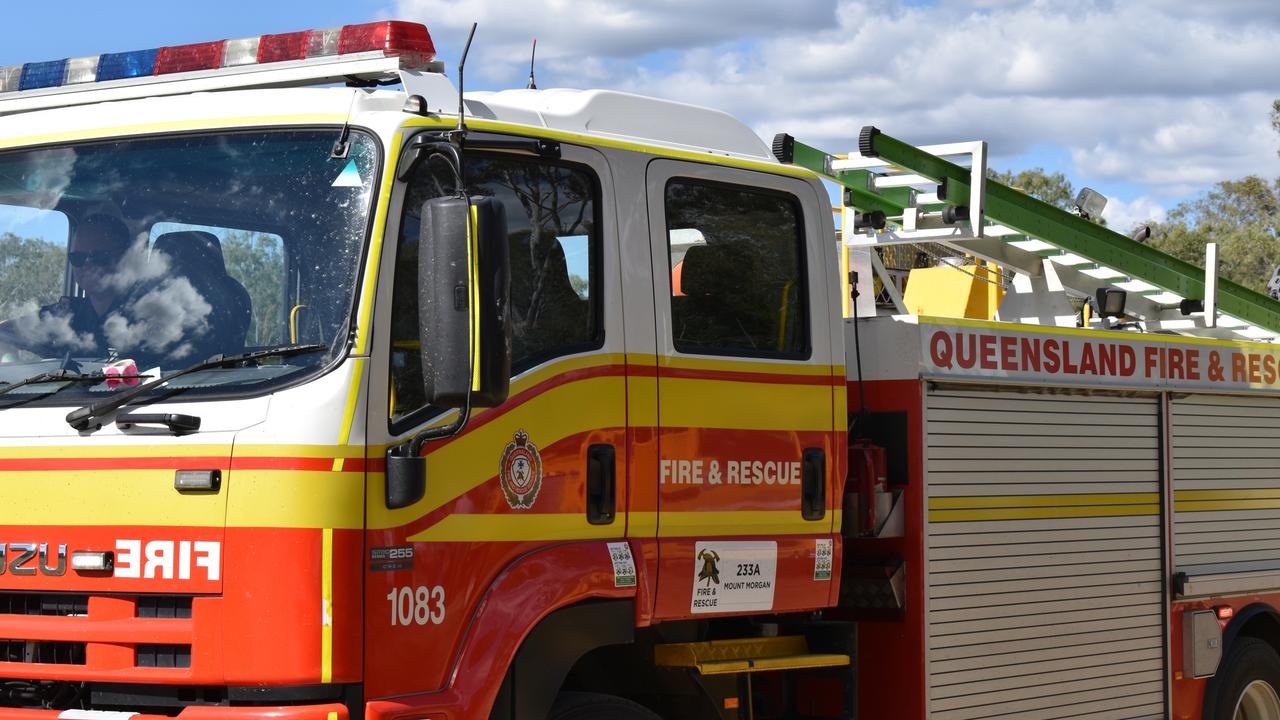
499;429;543;509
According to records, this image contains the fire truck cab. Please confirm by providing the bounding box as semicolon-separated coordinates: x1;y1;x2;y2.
1;18;1280;720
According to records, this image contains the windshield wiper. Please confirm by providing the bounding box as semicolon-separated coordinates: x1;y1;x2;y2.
0;369;146;399
66;344;327;432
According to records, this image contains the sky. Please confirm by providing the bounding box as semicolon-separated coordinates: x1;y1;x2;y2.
2;0;1279;233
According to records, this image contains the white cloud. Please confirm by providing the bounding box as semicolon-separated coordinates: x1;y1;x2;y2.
393;0;1280;204
1102;195;1167;235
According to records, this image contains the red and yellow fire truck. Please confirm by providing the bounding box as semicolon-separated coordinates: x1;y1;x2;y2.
0;19;1278;720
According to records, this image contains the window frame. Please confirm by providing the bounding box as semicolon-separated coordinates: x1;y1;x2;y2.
662;175;812;361
387;149;607;433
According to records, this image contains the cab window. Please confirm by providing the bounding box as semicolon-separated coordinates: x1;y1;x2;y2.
389;151;602;426
665;179;808;358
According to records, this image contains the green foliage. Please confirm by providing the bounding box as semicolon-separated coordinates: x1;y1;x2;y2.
220;232;285;346
0;233;66;318
1145;176;1280;294
1273;99;1280;158
988;167;1106;226
988;167;1076;212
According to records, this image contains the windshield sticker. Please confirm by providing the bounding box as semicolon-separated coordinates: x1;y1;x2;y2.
331;160;364;188
691;541;777;614
607;541;637;588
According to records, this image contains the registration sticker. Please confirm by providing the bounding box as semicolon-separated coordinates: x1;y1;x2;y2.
690;541;777;614
607;542;637;587
814;538;833;581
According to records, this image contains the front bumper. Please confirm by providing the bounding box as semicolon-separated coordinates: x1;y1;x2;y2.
0;702;349;720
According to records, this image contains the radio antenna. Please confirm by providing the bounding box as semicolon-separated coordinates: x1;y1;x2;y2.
452;22;478;141
526;38;538;90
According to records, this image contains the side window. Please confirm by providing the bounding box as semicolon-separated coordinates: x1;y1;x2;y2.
0;205;68;321
666;179;808;358
389;152;602;426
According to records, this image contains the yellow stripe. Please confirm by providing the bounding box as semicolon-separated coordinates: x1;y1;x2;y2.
1175;489;1280;501
0;472;228;526
655;354;837;377
327;713;338;720
0;443;365;460
354;130;403;354
661;378;830;431
233;444;366;459
320;527;333;684
409;510;828;542
925;315;1280;353
928;493;1158;509
402;117;814;180
229;470;365;529
469;204;482;391
337;358;366;445
0;114;349;150
407;513;623;542
658;511;828;537
1176;499;1280;512
930;505;1161;522
369;374;628;529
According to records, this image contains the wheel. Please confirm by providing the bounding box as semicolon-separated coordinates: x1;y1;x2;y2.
548;691;663;720
1205;637;1280;720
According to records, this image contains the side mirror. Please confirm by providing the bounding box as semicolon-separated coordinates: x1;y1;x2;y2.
418;195;511;408
385;443;426;510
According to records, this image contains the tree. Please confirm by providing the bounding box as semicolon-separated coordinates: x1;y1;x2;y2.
989;167;1076;212
988;167;1107;226
1145;177;1280;294
1273;99;1280;158
221;232;285;346
0;233;66;319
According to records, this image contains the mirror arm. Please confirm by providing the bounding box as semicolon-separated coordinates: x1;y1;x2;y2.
396;138;467;187
399;405;471;458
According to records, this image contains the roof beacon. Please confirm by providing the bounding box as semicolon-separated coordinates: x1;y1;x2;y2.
0;20;436;94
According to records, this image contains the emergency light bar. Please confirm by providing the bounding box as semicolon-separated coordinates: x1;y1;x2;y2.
0;21;435;95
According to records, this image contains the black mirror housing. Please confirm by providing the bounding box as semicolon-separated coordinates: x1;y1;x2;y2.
385;445;426;509
417;195;511;408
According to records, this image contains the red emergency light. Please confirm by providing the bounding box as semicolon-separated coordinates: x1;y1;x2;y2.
1;20;437;93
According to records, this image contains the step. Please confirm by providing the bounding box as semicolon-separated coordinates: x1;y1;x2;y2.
653;635;851;676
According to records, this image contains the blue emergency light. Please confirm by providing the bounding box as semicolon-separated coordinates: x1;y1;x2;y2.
0;21;435;94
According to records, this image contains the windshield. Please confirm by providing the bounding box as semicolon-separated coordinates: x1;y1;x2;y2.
0;129;378;405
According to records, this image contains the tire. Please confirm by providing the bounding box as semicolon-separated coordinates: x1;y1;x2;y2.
548;692;663;720
1205;636;1280;720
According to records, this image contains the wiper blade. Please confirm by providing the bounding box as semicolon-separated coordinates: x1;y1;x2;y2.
66;344;327;432
0;369;145;398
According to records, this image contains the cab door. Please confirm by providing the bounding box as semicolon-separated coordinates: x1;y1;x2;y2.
645;160;839;619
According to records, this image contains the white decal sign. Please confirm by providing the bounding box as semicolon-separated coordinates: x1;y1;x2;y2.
923;323;1280;393
690;541;777;614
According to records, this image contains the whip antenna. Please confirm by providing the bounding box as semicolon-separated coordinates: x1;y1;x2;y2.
454;23;478;138
526;39;538;90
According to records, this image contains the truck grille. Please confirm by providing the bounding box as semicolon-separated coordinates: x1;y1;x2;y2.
0;640;86;665
136;596;193;619
0;593;89;617
0;595;196;672
136;644;192;669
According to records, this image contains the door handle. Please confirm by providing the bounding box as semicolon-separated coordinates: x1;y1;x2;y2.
802;448;826;521
587;444;616;525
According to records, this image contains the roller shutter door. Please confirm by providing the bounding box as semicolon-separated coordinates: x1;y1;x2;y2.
925;386;1166;720
1172;394;1280;576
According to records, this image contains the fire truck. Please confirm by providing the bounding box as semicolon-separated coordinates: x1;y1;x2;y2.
0;18;1279;720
